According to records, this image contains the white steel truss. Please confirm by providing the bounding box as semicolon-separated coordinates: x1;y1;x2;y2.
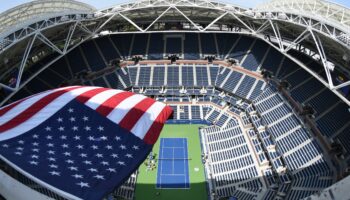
0;14;116;105
0;0;95;36
1;0;350;106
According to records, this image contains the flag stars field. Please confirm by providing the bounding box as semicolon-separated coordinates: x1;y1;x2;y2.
72;174;83;179
74;135;80;140
47;150;55;155
16;147;23;151
125;153;133;158
111;154;118;158
29;161;38;165
66;159;74;164
83;160;92;165
94;175;105;180
69;166;78;171
63;152;71;156
49;171;60;176
118;161;126;166
79;153;87;158
0;86;172;199
31;155;39;159
100;136;108;140
106;168;116;172
49;164;58;169
101;161;109;166
88;168;98;172
77;182;89;188
96;153;103;158
48;157;56;162
97;126;104;131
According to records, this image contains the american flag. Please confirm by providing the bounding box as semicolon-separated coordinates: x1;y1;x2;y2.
0;86;172;200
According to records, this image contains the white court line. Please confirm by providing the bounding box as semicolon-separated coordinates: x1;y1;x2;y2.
183;138;187;188
172;147;175;175
160;174;187;176
185;138;190;188
158;138;190;188
158;138;164;188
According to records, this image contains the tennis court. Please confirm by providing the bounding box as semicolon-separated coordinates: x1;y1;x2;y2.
156;138;190;189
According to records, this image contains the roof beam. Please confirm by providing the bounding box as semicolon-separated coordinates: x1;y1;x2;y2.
117;12;144;32
37;32;63;55
202;12;228;32
228;12;254;33
309;28;334;88
269;20;284;51
261;33;350;106
173;6;202;31
333;80;350;90
144;7;172;32
16;33;37;89
76;21;93;35
255;20;270;34
284;28;310;53
63;22;78;53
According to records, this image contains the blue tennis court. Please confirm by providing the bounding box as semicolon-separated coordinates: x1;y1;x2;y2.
156;138;189;189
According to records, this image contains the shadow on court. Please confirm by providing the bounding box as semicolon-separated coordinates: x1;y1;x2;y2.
134;181;208;200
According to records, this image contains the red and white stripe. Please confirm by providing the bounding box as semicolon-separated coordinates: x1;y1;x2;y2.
0;86;172;144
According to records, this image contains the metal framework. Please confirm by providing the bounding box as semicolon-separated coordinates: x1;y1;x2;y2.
254;0;350;92
1;0;350;106
0;0;95;35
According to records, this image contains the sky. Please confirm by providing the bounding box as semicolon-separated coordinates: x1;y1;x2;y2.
0;0;350;13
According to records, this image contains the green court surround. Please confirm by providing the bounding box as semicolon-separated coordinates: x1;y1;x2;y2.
134;124;208;200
